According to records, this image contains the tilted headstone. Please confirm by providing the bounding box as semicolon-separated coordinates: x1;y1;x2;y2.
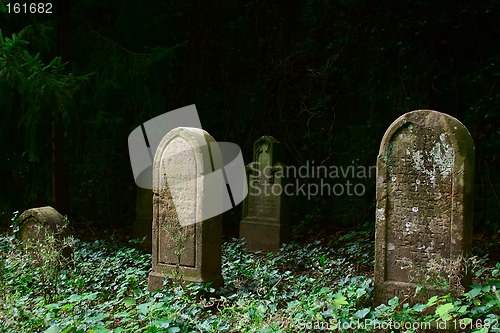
17;206;67;241
148;127;223;291
240;136;289;252
374;110;474;305
16;206;72;256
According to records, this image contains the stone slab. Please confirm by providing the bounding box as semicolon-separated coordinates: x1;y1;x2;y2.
374;110;474;305
240;136;289;252
148;127;223;291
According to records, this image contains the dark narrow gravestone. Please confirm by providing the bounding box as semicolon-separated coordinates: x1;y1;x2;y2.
374;110;474;306
148;127;223;291
133;187;153;251
240;136;289;252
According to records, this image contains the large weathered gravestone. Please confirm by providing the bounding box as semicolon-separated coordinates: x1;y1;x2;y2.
374;110;474;305
148;127;223;291
240;136;289;252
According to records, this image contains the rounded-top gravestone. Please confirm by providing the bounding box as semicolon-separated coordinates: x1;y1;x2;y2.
374;110;474;306
240;135;289;252
16;206;68;242
148;127;224;291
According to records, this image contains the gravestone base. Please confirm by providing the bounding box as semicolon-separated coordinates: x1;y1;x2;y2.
148;213;223;292
374;283;465;333
375;276;470;307
148;271;224;291
375;281;445;306
240;220;289;252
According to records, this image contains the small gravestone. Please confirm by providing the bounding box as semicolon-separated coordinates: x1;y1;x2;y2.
374;110;474;306
240;136;289;252
148;127;223;291
16;206;67;241
16;206;72;257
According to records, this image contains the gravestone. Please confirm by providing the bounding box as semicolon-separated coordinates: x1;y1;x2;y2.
148;127;223;291
17;206;67;241
16;206;72;256
374;110;474;306
133;187;153;251
240;136;289;252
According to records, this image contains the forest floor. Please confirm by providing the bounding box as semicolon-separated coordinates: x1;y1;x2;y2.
1;214;499;332
2;214;498;264
57;215;500;274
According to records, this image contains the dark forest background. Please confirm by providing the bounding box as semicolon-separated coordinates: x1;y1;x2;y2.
1;0;499;234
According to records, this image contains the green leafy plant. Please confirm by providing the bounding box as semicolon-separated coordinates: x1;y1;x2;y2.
162;219;191;284
1;225;499;332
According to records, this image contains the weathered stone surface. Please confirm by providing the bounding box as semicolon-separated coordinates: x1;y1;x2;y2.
16;206;72;257
240;136;289;252
148;127;223;291
374;110;474;306
17;206;67;241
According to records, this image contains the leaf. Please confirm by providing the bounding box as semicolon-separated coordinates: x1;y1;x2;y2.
435;302;454;321
353;308;370;319
456;305;467;314
356;287;367;298
319;287;330;294
472;328;488;333
388;296;399;307
84;313;109;323
137;301;153;315
83;292;99;301
151;319;171;328
320;255;326;266
461;318;473;326
412;303;426;313
332;293;348;308
123;296;136;307
425;295;438;308
468;285;482;298
45;325;62;333
414;285;422;296
67;294;83;302
91;327;111;333
257;304;267;314
45;302;62;310
114;312;130;318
